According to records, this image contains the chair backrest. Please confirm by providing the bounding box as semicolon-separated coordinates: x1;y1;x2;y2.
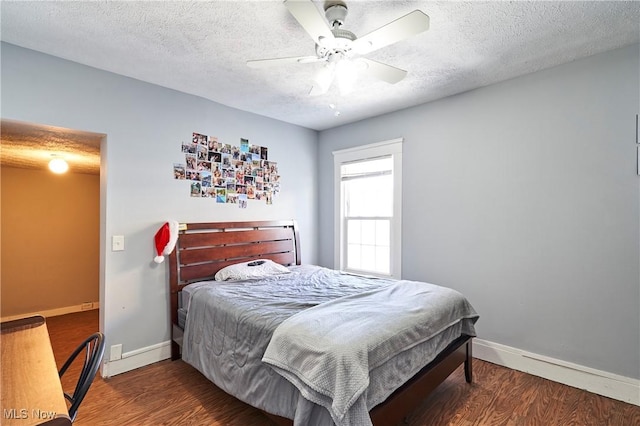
58;332;105;422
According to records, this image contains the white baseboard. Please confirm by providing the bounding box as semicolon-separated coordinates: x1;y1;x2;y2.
473;339;640;406
1;301;99;322
97;336;640;407
102;340;172;378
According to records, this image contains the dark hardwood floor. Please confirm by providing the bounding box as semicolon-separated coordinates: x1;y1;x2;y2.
46;311;640;425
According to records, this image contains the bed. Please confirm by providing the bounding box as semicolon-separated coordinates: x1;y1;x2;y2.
168;220;478;426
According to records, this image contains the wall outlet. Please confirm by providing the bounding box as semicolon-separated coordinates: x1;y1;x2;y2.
110;344;123;361
112;235;125;251
81;302;93;311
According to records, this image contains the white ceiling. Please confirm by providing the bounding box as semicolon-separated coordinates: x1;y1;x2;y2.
1;1;639;131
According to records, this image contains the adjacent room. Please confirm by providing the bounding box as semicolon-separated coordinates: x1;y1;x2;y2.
1;1;638;425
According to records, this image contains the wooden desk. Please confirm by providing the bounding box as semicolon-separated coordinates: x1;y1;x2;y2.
1;316;71;425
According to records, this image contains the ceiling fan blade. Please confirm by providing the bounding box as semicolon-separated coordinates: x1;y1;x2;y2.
352;10;430;55
359;58;407;84
247;56;321;68
284;0;335;44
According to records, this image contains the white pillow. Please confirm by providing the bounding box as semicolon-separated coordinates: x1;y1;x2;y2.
214;259;290;281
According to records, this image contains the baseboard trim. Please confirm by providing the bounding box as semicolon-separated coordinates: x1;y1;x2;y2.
473;339;640;406
98;336;640;406
102;340;172;378
1;301;99;322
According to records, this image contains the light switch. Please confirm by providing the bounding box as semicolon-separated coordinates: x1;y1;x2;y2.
112;235;125;251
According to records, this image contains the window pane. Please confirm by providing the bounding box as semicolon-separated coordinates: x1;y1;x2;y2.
345;219;391;276
375;220;390;246
347;244;361;270
375;246;390;274
361;220;376;245
344;174;393;217
360;245;376;272
342;157;392;177
347;219;362;245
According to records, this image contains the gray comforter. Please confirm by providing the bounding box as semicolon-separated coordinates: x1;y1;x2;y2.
182;265;478;426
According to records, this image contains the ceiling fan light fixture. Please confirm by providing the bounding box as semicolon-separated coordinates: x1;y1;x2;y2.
48;157;69;174
336;59;358;95
310;62;336;95
252;0;430;95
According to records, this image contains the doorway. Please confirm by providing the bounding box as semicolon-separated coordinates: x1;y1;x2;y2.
0;119;104;322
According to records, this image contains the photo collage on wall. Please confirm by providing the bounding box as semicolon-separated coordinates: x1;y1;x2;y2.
173;133;280;208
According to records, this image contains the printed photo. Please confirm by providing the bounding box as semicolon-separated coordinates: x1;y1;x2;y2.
185;154;197;170
232;146;240;160
222;153;232;167
235;169;244;181
197;160;211;172
215;188;227;203
222;168;234;179
173;164;186;180
227;193;238;204
247;184;256;199
190;181;202;196
182;142;196;154
238;194;248;209
197;144;208;160
201;171;212;187
208;136;219;152
202;187;216;198
193;132;208;146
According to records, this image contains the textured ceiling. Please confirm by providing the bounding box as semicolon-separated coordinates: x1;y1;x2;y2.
1;1;639;133
1;119;103;175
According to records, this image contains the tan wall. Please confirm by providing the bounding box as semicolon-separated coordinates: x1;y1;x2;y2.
1;166;99;317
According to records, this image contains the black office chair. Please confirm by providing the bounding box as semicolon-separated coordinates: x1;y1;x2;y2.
58;332;105;422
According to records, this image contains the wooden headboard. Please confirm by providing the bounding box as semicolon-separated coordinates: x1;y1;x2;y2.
168;220;301;356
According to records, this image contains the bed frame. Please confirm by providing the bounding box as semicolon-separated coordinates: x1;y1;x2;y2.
168;220;473;426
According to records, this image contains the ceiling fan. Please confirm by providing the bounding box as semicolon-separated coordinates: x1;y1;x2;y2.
247;0;430;96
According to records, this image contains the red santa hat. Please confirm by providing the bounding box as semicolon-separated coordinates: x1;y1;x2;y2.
153;221;179;263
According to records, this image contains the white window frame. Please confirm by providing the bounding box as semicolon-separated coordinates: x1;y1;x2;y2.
333;138;403;279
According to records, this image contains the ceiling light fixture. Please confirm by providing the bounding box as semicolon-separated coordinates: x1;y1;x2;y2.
311;62;337;96
247;1;429;96
48;157;69;174
335;59;358;95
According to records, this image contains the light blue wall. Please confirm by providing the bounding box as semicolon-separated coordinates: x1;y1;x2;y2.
1;43;319;360
3;41;639;381
318;44;640;379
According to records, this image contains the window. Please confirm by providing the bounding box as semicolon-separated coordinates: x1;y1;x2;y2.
334;139;402;278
